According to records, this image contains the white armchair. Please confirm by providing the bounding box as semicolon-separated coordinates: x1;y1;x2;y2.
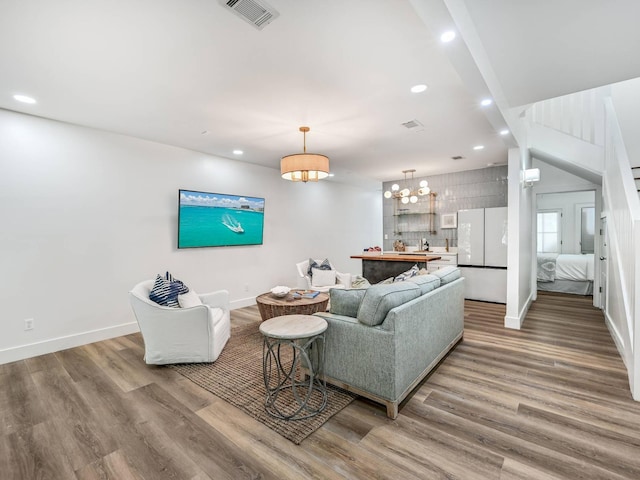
295;259;353;292
129;280;230;365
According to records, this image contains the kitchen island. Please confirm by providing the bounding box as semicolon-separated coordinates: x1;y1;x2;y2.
351;252;441;284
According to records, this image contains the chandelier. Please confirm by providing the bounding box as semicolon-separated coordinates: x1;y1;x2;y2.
281;126;330;182
383;169;430;204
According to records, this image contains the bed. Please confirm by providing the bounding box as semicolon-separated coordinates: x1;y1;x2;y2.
537;253;594;295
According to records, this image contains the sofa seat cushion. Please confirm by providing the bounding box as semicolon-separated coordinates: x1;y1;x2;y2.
357;282;421;326
329;288;367;317
433;266;461;285
407;274;441;294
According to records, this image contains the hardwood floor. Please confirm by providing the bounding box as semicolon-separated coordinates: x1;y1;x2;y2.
2;291;639;479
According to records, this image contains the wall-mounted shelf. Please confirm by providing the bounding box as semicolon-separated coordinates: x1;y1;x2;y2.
394;211;435;216
393;192;437;234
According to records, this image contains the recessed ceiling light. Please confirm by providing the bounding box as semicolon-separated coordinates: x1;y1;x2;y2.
480;98;493;106
233;149;243;155
499;129;509;135
440;30;456;43
410;84;428;93
13;94;36;104
473;145;485;151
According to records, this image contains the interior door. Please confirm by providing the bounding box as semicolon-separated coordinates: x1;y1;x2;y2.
599;216;608;312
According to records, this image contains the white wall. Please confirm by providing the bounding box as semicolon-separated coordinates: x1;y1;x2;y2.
0;109;382;363
505;147;536;329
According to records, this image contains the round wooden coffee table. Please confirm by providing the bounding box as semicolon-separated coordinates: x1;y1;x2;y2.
255;290;329;321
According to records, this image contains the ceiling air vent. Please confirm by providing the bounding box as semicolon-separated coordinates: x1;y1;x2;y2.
402;119;424;131
220;0;280;30
451;155;465;160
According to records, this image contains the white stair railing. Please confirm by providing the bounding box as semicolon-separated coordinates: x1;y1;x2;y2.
529;87;609;146
603;97;640;400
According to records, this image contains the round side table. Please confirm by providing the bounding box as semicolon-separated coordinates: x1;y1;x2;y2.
259;314;328;420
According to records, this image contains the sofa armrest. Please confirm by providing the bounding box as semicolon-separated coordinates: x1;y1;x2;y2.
313;311;396;398
380;278;464;394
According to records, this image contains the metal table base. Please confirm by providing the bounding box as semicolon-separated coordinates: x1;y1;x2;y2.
262;333;327;420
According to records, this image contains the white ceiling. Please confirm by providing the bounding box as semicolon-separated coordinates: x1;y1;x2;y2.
1;0;639;187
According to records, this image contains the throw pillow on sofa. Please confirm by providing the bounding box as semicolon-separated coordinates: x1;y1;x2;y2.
357;282;421;326
394;264;419;282
329;288;367;317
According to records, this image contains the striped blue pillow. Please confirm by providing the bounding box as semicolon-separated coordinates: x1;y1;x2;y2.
149;272;189;307
164;271;189;295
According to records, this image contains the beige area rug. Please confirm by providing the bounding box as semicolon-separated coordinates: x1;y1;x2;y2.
170;323;356;444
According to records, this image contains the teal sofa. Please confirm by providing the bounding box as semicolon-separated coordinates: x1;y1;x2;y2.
313;266;464;418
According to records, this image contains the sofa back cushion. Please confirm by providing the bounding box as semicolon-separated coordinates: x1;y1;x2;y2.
407;274;441;294
329;288;368;317
432;266;461;285
357;282;421;326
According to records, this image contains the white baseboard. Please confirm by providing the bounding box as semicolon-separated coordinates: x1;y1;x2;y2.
504;290;534;330
0;321;140;366
1;298;259;365
231;296;257;310
604;310;629;369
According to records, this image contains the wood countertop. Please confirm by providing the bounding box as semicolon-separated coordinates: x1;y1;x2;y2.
351;253;441;262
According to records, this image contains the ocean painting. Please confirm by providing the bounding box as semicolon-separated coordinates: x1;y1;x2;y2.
178;190;265;248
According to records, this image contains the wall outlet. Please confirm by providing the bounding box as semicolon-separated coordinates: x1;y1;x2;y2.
24;318;34;331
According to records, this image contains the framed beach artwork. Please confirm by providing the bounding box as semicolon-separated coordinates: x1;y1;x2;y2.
440;213;457;229
178;189;265;248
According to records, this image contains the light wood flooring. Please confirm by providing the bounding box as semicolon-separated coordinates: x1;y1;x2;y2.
2;291;639;479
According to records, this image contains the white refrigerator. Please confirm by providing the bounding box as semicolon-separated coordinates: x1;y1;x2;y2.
457;207;508;303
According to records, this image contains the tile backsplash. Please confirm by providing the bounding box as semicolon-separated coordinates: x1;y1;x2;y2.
382;166;508;251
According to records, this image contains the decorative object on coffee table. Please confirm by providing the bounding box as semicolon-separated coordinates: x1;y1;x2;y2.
260;315;328;420
270;285;291;298
255;290;329;321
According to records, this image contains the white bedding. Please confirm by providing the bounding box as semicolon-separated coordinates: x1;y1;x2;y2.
554;254;594;281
